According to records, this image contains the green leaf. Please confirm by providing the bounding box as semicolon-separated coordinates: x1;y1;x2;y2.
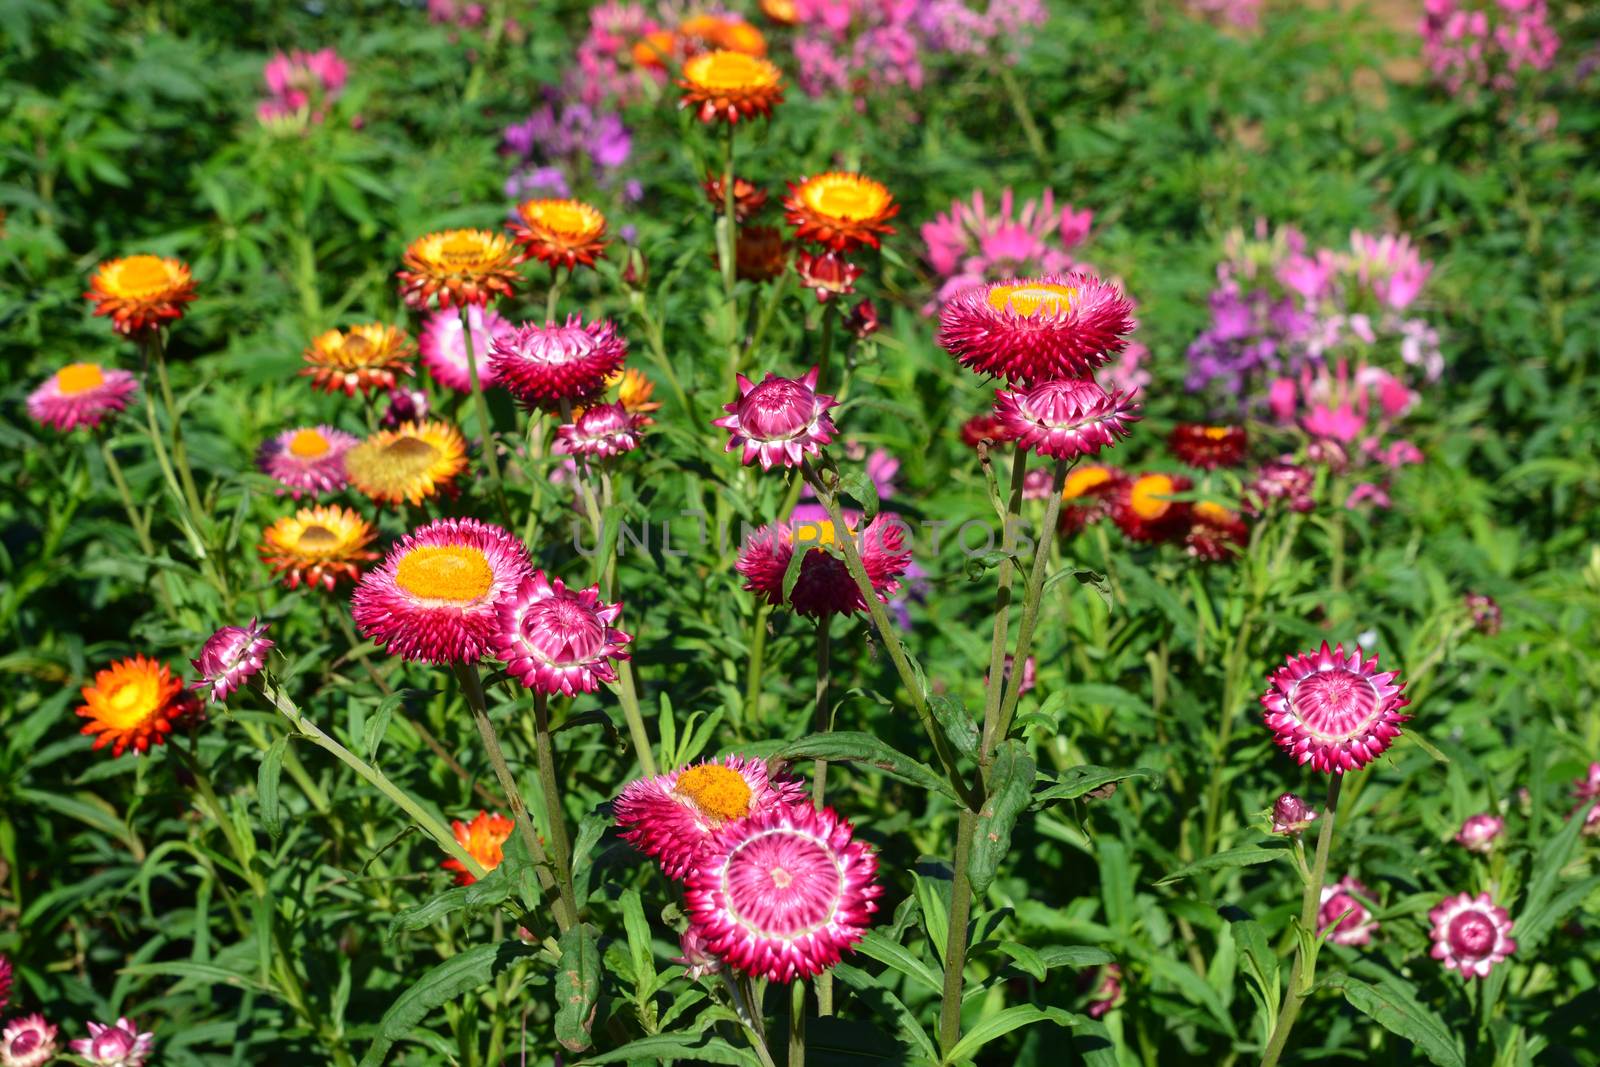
968;740;1036;894
852;930;943;996
555;923;601;1053
1155;846;1289;886
1034;945;1116;970
574;1034;760;1065
619;888;656;995
1520;793;1590;931
359;941;538;1067
118;960;273;994
776;731;959;802
928;694;980;761
782;536;812;605
257;737;288;837
945;1004;1086;1064
1229;916;1279;1044
1324;974;1465;1067
833;963;939;1062
1514;874;1600;955
1035;765;1154;804
837;469;881;519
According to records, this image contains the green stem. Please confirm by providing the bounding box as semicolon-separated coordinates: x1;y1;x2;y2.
789;980;806;1067
810;617;832;806
937;809;977;1053
175;744;264;896
137;362;207;560
992;458;1072;744
978;451;1030;764
531;690;581;927
96;431;179;623
745;470;811;724
546;271;565;322
1259;774;1343;1067
720;124;741;400
148;330;205;522
999;66;1049;169
459;304;509;523
1201;614;1256;859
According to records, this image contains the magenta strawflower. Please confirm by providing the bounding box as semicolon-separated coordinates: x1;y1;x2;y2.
1455;813;1504;854
488;316;627;412
492;571;631;696
555;402;646;459
714;366;838;471
991;377;1140;459
1429;892;1516;978
27;363;139;432
614;755;808;880
1271;793;1317;836
256;425;358;498
684;802;881;982
1;1014;57;1067
674;926;723;980
352;519;532;665
191;619;274;704
418;306;515;393
69;1017;154;1066
1260;642;1409;774
1080;962;1124;1019
1318;876;1379;946
938;272;1136;385
737;516;910;618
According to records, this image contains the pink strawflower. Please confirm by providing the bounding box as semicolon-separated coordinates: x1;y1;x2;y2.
352;518;533;665
737;516;911;618
938;273;1136;385
493;571;630;696
1080;962;1124;1019
191;619;273;704
1;1014;57;1067
69;1017;154;1067
488;316;627;412
1260;642;1409;774
418;306;515;393
674;925;724;981
614;755;808;880
255;425;358;497
1247;458;1315;514
794;251;862;303
381;386;431;430
1318;876;1379;946
1271;793;1318;835
27;363;139;432
555;402;646;459
714;366;838;471
685;802;881;982
991;378;1140;459
1455;813;1504;854
1429;891;1516;978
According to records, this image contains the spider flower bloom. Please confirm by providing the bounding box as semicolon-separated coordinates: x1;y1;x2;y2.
731;225;789;282
301;323;415;396
509;198;609;272
418;306;514;393
353;518;532;665
939;273;1136;385
440;810;515;886
69;1018;154;1066
1455;813;1504;854
705;173;769;221
615;755;807;879
77;656;187;758
992;378;1140;460
1271;793;1318;836
1318;876;1378;946
1430;892;1516;978
784;173;898;253
1;1014;58;1067
493;571;631;696
737;517;910;619
555;402;646;459
259;504;378;591
714;366;837;471
26;363;139;431
1059;464;1126;534
794;251;862;302
489;317;628;412
1260;642;1409;774
256;425;358;498
397;229;524;310
344;421;468;506
1111;472;1192;542
85;255;197;336
685;802;881;982
191;619;273;704
1185;501;1249;562
679;50;785;124
1169;424;1247;470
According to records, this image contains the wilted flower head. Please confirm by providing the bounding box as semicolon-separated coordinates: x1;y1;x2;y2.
493;571;631;696
1464;592;1502;636
191;620;273;704
705;172;769;221
1271;793;1318;836
674;926;724;981
715;366;838;471
1429;892;1516;978
1455;813;1504;854
1260;642;1408;774
27;363;139;432
1318;876;1379;946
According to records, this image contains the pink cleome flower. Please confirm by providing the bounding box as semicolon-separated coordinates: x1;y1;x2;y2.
190;619;274;704
714;366;838;471
1318;875;1379;946
737;516;911;619
1571;762;1600;835
991;377;1140;460
493;570;631;696
938;273;1136;385
27;363;139;432
1429;891;1516;978
488;316;627;412
258;48;348;125
419;306;515;393
684;802;881;982
1260;642;1409;774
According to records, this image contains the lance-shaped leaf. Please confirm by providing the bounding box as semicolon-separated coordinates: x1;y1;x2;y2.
929;694;980;761
359;940;538;1067
776;731;960;802
968;740;1036;894
1324;973;1465;1067
555;923;601;1052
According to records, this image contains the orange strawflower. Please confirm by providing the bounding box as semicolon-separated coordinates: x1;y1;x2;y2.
85;255;198;337
759;0;797;24
344;420;469;506
77;656;190;757
679;50;784;124
508;199;609;273
680;14;767;56
441;810;516;886
615;368;662;415
704;172;769;221
632;29;678;69
784;172;899;252
301;324;416;396
730;225;789;282
397;229;524;310
259;504;379;591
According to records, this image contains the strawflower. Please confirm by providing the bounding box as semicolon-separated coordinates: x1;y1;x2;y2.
259;504;378;591
85;255;197;337
344;421;469;506
1111;472;1192;543
77;656;190;758
991;377;1140;459
678;50;785;123
1260;642;1409;774
301;324;415;396
1271;793;1318;835
397;229;524;309
441;811;515;886
418;306;515;393
69;1018;154;1067
1168;424;1247;469
794;251;861;302
508;198;609;272
939;273;1136;384
1;1015;57;1067
489;316;628;412
1455;813;1504;854
738;516;911;618
191;619;273;704
27;363;139;432
493;571;631;696
554;402;646;459
715;366;837;471
1429;892;1516;978
785;172;898;253
1318;876;1379;946
256;425;358;498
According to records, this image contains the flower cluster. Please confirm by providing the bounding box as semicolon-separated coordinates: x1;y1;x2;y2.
257;48;349;128
501;95;640;214
570;4;769;108
1;1012;156;1067
922;187;1094;309
1419;0;1559;94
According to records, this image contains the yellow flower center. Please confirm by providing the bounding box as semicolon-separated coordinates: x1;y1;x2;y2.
674;764;754;822
1202;426;1232;441
526;201;600;236
289;429;330;458
987;282;1077;318
394;545;494;602
686;50;777;91
297;524;339;548
1130;475;1177;520
102;679;155;727
809;179;885;221
112;255;174;296
438;233;490;269
791;519;838;549
1064;466;1112;499
385;435;440;464
56;362;106;395
341;333;374;362
1193;501;1235;524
